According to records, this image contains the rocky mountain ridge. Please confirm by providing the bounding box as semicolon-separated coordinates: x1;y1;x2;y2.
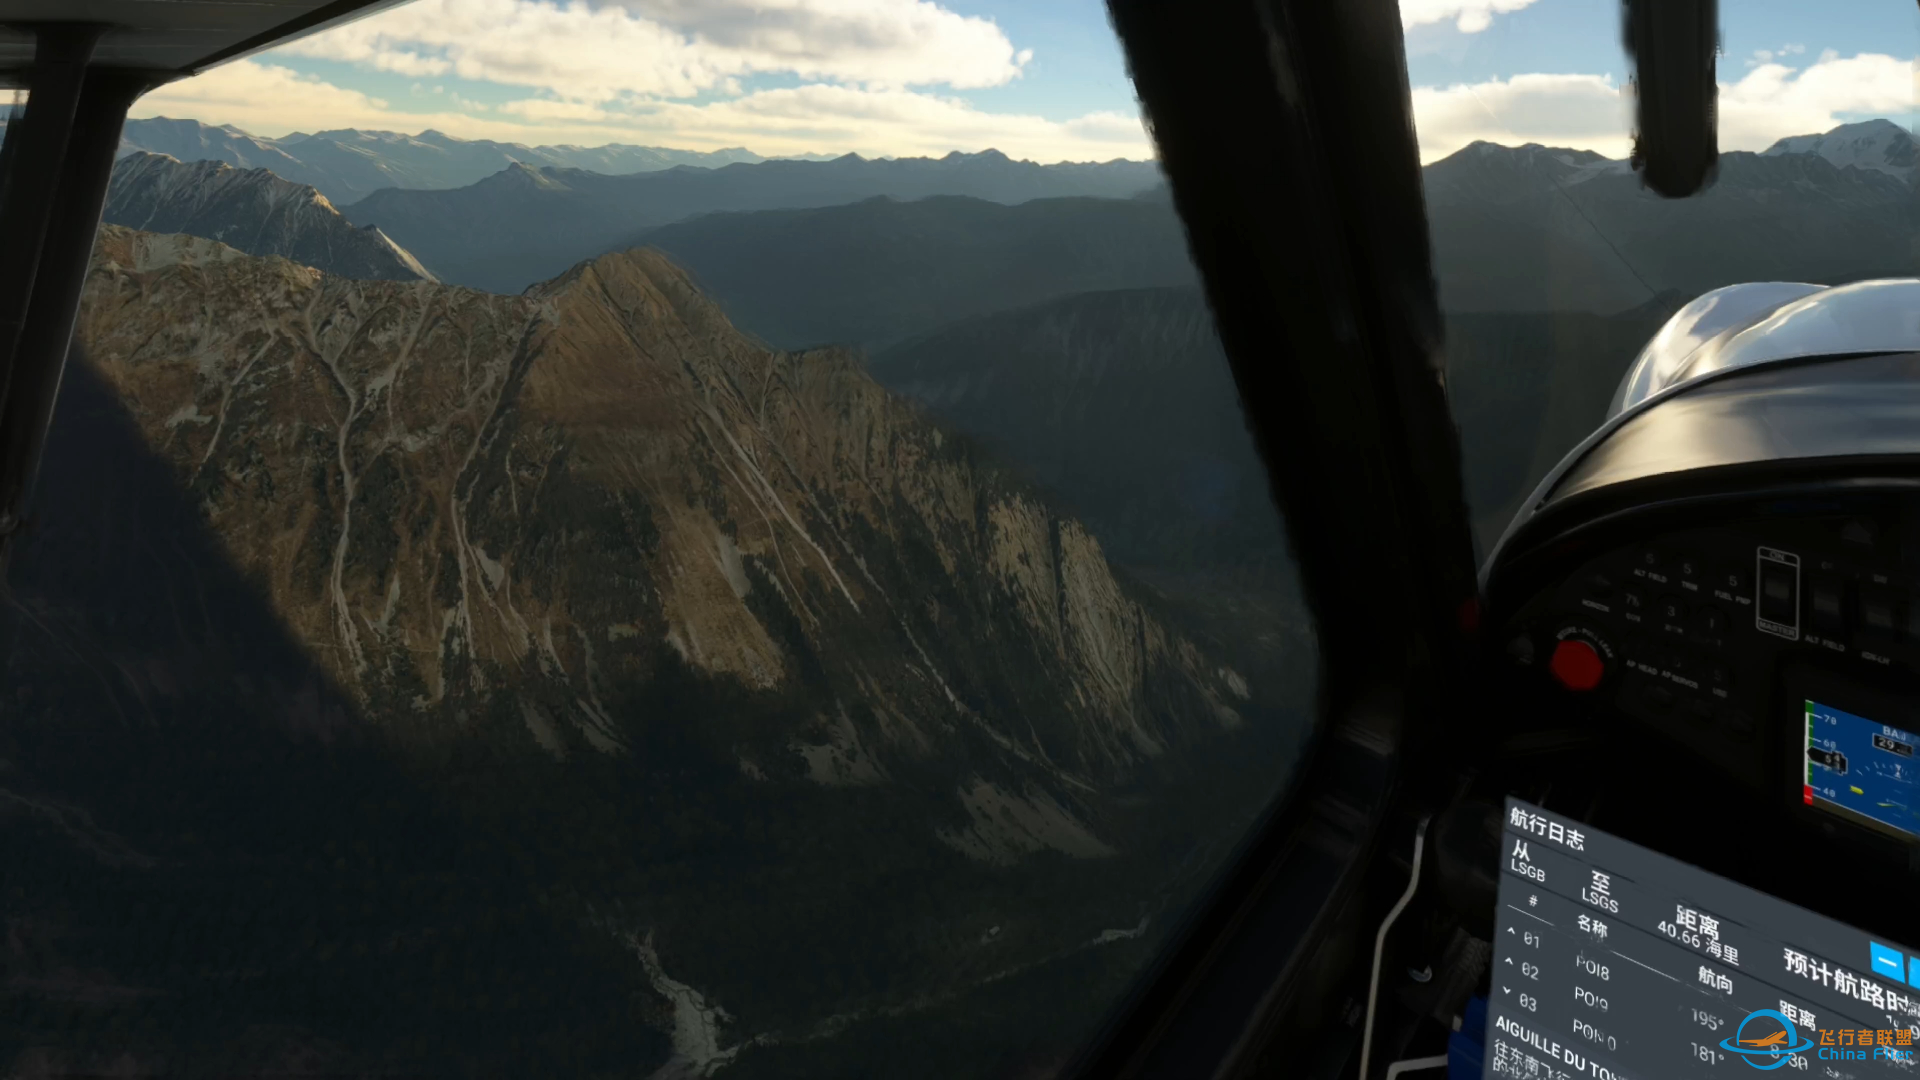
88;115;1916;315
77;221;1255;782
104;151;435;282
0;223;1300;1074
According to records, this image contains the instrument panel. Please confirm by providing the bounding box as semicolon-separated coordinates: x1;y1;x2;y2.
1500;509;1920;844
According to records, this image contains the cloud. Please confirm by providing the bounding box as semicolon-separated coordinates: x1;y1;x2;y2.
1409;52;1914;163
495;97;612;121
606;0;1026;85
1412;73;1630;163
1718;52;1912;150
131;60;1151;163
136;61;404;132
1746;45;1807;68
1400;0;1539;34
638;84;1150;160
274;0;1029;103
135;0;1143;163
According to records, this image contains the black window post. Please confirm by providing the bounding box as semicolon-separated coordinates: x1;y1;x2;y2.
0;25;153;570
1069;0;1482;1074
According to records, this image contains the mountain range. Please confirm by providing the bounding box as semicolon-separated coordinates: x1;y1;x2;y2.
600;125;1915;349
74;116;1920;558
644;195;1200;351
1423;130;1919;313
100;115;1917;312
104;151;435;282
4;223;1303;1076
349;120;1915;306
338;152;1166;294
115;117;775;204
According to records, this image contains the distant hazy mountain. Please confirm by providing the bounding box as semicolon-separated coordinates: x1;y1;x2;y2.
1424;141;1917;313
104;151;434;282
115;117;311;179
624;133;1917;352
1762;118;1917;183
641;195;1198;350
857;276;1679;575
344;153;1168;295
852;280;1683;619
869;287;1283;581
117;117;769;204
337;120;1909;307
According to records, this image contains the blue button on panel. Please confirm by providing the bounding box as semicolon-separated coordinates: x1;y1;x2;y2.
1912;955;1920;988
1871;942;1906;983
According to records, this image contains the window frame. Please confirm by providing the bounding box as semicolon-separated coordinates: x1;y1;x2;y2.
1069;0;1481;1074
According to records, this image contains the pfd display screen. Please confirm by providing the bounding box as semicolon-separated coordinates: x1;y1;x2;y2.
1805;700;1920;840
1486;798;1920;1080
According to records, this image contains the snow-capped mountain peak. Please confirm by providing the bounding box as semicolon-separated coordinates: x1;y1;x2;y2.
1761;118;1918;181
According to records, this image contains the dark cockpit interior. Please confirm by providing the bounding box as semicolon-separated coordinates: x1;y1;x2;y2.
1;0;1917;1077
1444;334;1920;1080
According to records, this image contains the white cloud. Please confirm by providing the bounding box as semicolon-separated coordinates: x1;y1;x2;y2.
1412;73;1631;163
1409;52;1914;164
641;84;1150;160
136;61;403;132
495;97;613;121
274;0;1029;103
134;0;1148;164
1718;52;1912;150
1400;0;1539;34
131;60;1151;163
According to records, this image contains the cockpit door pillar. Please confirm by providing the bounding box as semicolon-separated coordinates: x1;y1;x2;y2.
1072;0;1483;1075
0;26;152;569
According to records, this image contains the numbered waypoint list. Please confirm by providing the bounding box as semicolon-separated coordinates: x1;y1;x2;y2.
1487;799;1920;1080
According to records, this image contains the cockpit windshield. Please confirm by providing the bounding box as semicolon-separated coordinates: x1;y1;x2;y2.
0;1;1315;1075
5;0;1919;1075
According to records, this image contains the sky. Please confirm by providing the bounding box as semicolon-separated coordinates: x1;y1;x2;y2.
128;0;1919;163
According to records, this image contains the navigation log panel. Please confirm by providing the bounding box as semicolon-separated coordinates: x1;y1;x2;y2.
1485;798;1920;1080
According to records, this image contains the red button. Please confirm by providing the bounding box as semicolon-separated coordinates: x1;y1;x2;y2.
1549;639;1605;691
